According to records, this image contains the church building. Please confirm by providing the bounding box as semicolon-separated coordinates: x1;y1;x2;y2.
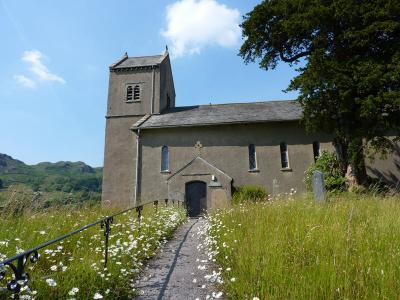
102;50;399;216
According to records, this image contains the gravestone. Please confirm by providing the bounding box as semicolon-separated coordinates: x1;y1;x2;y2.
272;179;279;197
312;171;326;202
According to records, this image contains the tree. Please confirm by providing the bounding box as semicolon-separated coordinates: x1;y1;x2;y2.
240;0;400;188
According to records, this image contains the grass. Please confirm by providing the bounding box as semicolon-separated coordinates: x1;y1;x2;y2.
207;193;400;299
0;202;186;299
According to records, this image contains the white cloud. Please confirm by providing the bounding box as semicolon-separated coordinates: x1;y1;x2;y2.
22;50;65;84
14;50;65;88
13;75;36;89
162;0;241;58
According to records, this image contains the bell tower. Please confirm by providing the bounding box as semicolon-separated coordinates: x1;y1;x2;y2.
102;50;175;208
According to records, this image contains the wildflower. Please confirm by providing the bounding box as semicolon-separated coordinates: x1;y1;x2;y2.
212;291;223;298
50;265;57;271
39;231;46;235
93;292;103;299
230;277;236;282
253;297;260;300
16;247;25;254
68;287;79;296
46;278;57;287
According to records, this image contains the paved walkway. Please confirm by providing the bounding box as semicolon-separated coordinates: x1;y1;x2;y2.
134;218;223;300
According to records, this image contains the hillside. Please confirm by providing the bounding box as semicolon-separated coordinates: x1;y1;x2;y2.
0;153;102;193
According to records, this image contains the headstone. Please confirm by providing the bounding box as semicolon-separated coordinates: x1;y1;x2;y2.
312;171;326;202
272;179;279;197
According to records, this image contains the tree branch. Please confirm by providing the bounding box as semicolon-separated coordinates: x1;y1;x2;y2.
279;50;311;62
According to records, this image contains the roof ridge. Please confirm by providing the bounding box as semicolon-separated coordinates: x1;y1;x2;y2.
162;99;297;111
126;54;164;59
196;99;297;107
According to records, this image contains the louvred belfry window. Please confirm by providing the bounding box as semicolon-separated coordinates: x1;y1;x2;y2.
133;85;140;100
126;85;133;101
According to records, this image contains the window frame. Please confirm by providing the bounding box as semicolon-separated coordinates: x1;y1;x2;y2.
312;141;320;162
280;142;290;170
161;145;170;173
248;144;258;172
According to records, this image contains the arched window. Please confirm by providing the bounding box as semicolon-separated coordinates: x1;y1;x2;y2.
161;146;169;172
126;85;133;101
133;85;140;100
280;142;289;169
312;141;320;162
248;144;257;170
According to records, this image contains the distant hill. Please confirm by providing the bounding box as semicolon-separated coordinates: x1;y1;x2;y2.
0;154;102;193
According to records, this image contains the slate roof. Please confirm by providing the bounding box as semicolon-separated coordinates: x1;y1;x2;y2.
112;54;165;69
134;100;302;129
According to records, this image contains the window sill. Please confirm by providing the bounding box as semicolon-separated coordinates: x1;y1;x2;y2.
280;167;292;172
126;100;141;103
160;170;171;174
248;169;260;173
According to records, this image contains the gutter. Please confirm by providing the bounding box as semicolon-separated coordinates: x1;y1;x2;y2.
134;128;141;205
131;118;302;131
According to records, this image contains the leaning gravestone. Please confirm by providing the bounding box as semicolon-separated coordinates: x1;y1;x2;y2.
312;171;326;202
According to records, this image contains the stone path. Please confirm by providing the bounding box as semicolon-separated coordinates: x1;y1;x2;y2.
134;218;223;300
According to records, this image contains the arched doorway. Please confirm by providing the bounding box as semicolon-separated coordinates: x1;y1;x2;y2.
185;181;207;217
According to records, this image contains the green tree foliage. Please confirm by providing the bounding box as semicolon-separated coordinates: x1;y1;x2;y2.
304;151;346;191
240;0;400;187
233;185;267;204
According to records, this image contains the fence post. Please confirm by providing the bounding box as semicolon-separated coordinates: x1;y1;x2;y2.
165;199;168;207
101;216;113;269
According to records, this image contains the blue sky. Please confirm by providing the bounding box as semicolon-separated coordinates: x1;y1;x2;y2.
0;0;299;167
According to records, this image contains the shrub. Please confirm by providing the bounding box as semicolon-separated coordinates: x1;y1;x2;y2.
233;185;267;204
304;150;345;191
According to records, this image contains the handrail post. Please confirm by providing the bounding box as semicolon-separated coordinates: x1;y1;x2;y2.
100;217;113;269
2;250;39;299
154;200;158;212
136;206;143;232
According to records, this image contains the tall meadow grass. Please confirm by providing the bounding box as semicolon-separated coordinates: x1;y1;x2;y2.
207;193;400;299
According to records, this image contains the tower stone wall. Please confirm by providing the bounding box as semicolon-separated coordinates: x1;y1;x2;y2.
102;52;175;208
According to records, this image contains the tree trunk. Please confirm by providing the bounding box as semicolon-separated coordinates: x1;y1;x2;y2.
346;138;368;189
333;136;368;190
333;137;348;175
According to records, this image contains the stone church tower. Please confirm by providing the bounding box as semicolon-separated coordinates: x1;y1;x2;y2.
102;50;175;207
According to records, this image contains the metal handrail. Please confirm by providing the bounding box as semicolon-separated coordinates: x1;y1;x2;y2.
0;199;185;299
